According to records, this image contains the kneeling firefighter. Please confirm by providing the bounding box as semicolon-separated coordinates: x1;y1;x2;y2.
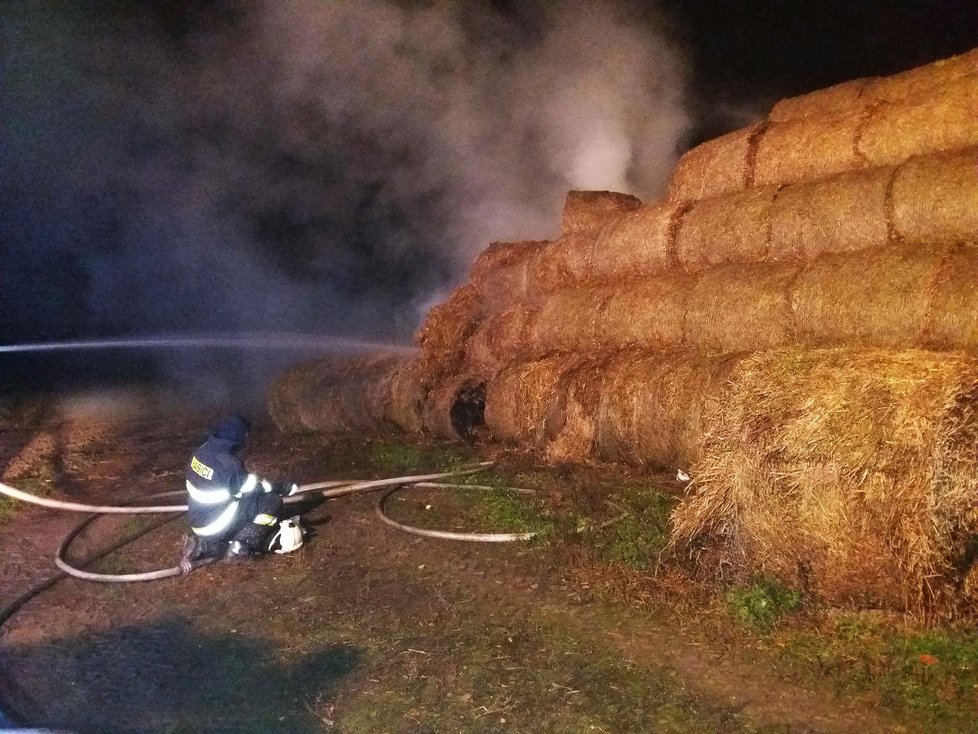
180;414;306;565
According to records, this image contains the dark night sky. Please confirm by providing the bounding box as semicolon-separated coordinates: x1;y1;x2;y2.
1;0;976;352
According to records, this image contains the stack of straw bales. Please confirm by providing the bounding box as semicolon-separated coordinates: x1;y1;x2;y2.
268;49;978;617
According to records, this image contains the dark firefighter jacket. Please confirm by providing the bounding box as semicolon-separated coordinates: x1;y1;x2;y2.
185;434;267;538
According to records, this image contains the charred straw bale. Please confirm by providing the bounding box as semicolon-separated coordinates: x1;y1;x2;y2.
767;165;894;260
669;124;760;201
561;190;642;237
685;262;800;352
676;186;777;270
891;147;978;247
422;371;488;441
859;74;978;167
792;246;944;348
768;77;877;123
591;201;683;279
484;354;585;449
670;347;978;619
415;284;484;382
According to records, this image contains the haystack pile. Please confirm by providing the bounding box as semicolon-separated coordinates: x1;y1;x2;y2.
269;49;978;618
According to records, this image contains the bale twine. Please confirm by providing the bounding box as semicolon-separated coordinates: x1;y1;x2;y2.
676;186;777;270
922;246;978;354
769;77;876;123
669;124;760;201
595;351;741;470
767;165;894;260
415;284;483;381
859;74;978;167
561;190;642;237
590;201;683;279
595;277;691;352
792;246;944;348
685;262;800;352
892;147;978;247
670;347;978;618
484;354;584;449
753;113;865;188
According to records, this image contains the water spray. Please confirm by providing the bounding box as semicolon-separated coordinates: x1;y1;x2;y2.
0;333;419;355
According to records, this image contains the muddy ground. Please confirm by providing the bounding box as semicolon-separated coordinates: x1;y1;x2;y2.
1;395;975;733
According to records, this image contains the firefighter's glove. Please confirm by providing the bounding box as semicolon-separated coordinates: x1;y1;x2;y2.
274;481;300;497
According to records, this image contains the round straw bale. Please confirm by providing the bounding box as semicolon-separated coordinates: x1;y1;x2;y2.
415;284;484;381
753;114;865;188
544;357;610;464
686;262;800;352
525;233;595;295
527;287;613;357
768;77;876;123
422;371;488;441
562;190;643;236
595;276;692;352
269;355;405;434
859;75;978;167
590;200;683;280
465;305;535;375
675;186;778;271
791;247;943;349
922;246;978;354
863;48;978;104
767;165;894;260
470;240;546;310
892;148;978;247
670;347;978;617
484;354;584;448
382;358;427;434
594;351;741;470
669;124;759;201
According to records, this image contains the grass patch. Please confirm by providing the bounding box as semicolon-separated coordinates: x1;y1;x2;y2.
382;467;557;538
580;488;676;571
726;578;802;632
781;617;978;730
365;440;472;475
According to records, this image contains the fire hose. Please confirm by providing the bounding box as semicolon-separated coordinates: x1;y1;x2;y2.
0;464;522;586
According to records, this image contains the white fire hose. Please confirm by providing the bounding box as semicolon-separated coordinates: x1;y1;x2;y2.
0;462;545;585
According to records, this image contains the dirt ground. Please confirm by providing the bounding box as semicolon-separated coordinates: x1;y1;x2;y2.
0;394;957;733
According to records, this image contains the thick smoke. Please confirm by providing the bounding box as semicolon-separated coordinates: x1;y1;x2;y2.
0;1;689;405
2;1;689;343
